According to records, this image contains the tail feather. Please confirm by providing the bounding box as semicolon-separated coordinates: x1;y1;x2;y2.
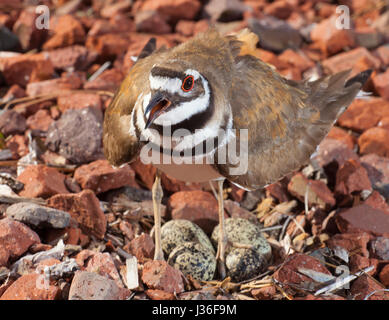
307;69;372;122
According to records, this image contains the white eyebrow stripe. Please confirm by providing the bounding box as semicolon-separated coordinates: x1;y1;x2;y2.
149;75;181;94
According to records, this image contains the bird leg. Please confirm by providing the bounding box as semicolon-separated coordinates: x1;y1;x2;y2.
152;169;164;260
215;178;228;279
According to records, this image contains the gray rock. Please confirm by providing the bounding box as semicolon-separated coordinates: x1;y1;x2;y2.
0;26;19;51
45;107;104;164
361;153;389;200
69;271;127;300
0;110;26;137
6;202;70;229
248;17;303;52
370;237;389;260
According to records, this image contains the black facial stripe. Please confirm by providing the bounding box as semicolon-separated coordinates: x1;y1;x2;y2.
149;88;214;135
151;67;186;80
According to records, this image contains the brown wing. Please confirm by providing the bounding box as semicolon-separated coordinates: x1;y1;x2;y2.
216;53;368;190
103;41;168;167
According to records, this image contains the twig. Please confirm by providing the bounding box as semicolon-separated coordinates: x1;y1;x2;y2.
364;289;389;300
88;61;111;82
314;266;374;296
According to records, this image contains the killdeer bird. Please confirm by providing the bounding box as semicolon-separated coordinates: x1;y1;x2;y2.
103;29;371;278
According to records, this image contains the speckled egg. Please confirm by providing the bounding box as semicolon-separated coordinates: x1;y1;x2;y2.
212;217;272;281
167;241;216;281
226;248;267;282
161;219;215;257
211;217;272;260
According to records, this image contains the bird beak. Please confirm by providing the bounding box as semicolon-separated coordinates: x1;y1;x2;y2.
144;92;172;129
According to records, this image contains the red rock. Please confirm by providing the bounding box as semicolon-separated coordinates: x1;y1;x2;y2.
338;98;389;132
278;49;315;72
358;127;389;157
374;45;389;67
140;0;201;22
128;233;155;263
335;159;372;200
18;165;69;199
12;7;47;51
100;0;132;18
1;84;26;104
379;264;389;287
142;260;184;294
88;16;136;36
13;100;53;118
0;274;60;300
86;33;130;61
322;47;381;76
6;134;28;159
363;191;389;214
223;199;258;224
349;254;379;275
119;220;135;241
264;0;292;19
29;243;52;254
229;183;246;203
68;271;130;300
0;110;26;136
168;190;223;234
336;204;389;237
43;15;86;50
273;253;331;286
251;286;276;300
146;289;176;300
161;174;203;193
193;20;210;35
47;190;107;239
0;53;54;87
372;69;389;100
74;159;137;194
47;45;97;71
135;10;172;34
175;20;196;37
351;274;388;300
327;232;370;257
316;3;336;18
130;158;156;190
296;294;346;300
266;181;290;203
378;116;389;131
370;237;389;260
26;109;53;131
327;126;354;150
310;15;355;55
287;173;335;210
0;217;40;267
279;67;301;81
81;251;123;288
26;71;85;97
83;68;124;92
57;92;102;113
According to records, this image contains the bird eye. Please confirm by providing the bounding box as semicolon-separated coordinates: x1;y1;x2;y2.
181;75;194;92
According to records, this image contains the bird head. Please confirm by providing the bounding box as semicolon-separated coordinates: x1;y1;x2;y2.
143;65;211;130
